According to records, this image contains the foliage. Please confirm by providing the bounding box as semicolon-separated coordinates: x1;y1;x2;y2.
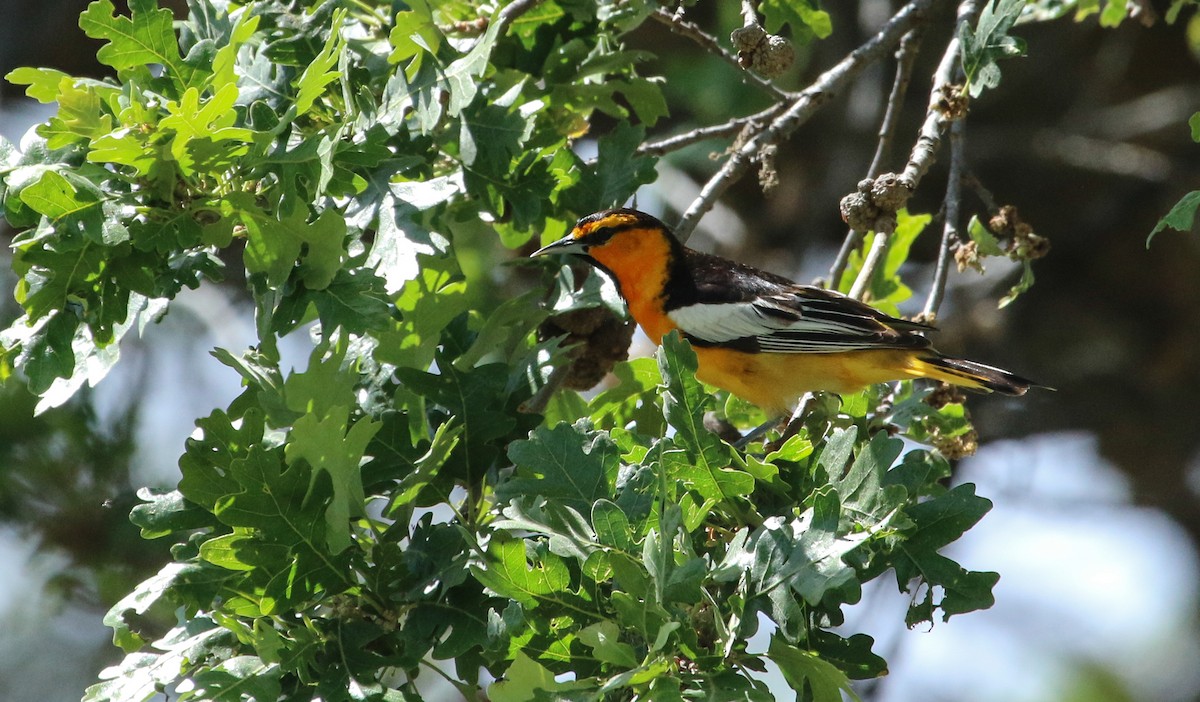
1150;112;1200;245
0;0;1089;699
959;0;1027;98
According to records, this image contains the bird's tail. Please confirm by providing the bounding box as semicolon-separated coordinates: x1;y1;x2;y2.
912;354;1039;396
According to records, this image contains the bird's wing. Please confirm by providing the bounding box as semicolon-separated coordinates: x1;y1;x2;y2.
667;286;933;354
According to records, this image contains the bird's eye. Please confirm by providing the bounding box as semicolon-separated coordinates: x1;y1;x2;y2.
587;226;619;246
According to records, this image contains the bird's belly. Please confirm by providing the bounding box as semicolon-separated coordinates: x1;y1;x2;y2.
691;347;918;414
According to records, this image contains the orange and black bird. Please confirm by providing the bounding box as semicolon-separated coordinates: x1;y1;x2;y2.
533;208;1036;414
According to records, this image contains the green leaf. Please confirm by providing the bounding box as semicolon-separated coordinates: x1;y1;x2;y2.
830;429;906;527
130;487;216;538
658;333;754;508
374;253;468;369
459;83;536;171
102;562;195;651
588;357;665;435
1148;190;1200;246
294;9;346;115
968;214;1006;256
591;499;635;553
810;630;887;680
836;210;928;308
472;539;570;609
760;0;834;40
159;83;255;176
748;490;861;606
959;0;1027;97
6;67;71;103
396;344;534;488
362;176;459;294
452;290;547;371
385;419;462;516
488;652;592;702
768;636;861;702
17;169;105;231
444;19;503;118
188;656;282;702
579;620;640;668
241;207;346;290
1099;0;1132;26
642;517;706;604
80;0;193;89
501;420;618;515
619;77;669;127
388;1;443;64
560;122;658;214
894;483;998;623
279;267;396;338
495;497;600;563
284;406;379;554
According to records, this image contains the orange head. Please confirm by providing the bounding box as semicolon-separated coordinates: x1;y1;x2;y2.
531;208;686;341
531;209;682;287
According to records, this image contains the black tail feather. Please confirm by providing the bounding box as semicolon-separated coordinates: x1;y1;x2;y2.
922;355;1043;396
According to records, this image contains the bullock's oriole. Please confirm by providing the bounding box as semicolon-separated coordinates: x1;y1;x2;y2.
533;208;1035;414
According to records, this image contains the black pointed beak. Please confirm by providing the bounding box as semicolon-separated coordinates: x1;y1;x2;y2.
531;232;587;257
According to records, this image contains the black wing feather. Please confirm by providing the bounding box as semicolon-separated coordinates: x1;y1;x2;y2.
666;249;933;354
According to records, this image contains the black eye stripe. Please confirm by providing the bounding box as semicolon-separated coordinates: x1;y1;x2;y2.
580;221;640;246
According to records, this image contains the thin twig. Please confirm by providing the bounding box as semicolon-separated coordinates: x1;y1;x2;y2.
868;27;927;179
839;0;976;299
675;0;941;242
963;169;999;213
649;7;789;101
520;363;570;415
826;230;863;290
827;27;927;289
848;232;890;299
495;0;545;32
777;392;815;445
740;0;759;26
638;103;787;157
898;0;976;189
922;117;966;318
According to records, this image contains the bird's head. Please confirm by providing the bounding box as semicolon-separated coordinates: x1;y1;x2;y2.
531;209;678;262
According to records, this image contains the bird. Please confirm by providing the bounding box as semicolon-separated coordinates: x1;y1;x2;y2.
532;208;1036;415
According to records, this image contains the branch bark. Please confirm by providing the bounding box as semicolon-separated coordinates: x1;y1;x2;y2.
922;117;966;319
495;0;545;33
839;0;977;299
638;103;787;157
827;26;926;289
673;0;941;243
650;7;790;101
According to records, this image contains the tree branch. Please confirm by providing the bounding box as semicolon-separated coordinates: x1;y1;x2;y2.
674;0;941;243
495;0;545;33
837;0;976;299
897;4;970;190
638;103;787;157
868;27;927;180
827;26;926;289
922;117;966;319
519;363;570;415
649;7;790;102
847;230;890;299
963;169;999;213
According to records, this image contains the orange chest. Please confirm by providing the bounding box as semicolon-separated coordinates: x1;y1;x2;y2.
624;290;677;343
589;239;679;343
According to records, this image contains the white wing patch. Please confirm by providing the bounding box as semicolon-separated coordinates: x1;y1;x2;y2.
667;294;920;354
668;301;778;342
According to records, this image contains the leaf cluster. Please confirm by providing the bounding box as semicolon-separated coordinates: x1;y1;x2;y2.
0;1;1002;700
